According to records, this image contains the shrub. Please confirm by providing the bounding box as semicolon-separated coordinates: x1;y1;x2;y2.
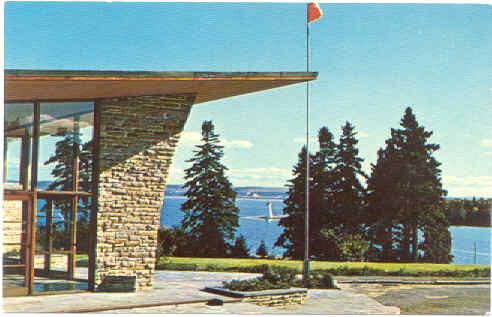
256;240;268;258
158;261;198;271
229;234;251;258
223;278;284;291
224;265;303;291
262;266;297;285
303;270;335;289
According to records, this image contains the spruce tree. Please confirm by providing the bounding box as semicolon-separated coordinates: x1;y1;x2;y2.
310;127;338;259
392;107;448;261
256;240;268;258
230;234;250;258
366;148;398;261
180;121;239;257
331;122;367;233
275;146;313;259
367;107;450;263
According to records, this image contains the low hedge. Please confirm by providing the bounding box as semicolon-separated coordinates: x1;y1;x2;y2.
156;257;490;278
223;266;335;291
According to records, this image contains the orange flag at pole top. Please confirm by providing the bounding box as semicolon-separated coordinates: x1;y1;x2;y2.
307;3;323;23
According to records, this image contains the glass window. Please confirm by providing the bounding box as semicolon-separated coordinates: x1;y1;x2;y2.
38;102;94;192
4;103;33;189
3;199;29;294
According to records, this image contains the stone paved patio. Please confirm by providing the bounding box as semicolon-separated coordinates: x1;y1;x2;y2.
3;271;399;314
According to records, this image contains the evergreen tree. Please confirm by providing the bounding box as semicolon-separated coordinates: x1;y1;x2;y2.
230;234;250;258
366;147;398;261
392;107;448;261
310;127;339;259
275;146;313;259
421;205;453;263
331;122;367;234
256;240;268;258
180;121;239;257
366;107;450;263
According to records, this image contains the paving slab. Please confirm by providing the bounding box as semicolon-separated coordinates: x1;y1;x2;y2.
3;271;399;314
3;271;257;313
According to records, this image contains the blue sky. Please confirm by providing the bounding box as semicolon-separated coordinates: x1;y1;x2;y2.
5;2;492;197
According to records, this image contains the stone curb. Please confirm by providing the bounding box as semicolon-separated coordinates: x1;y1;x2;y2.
337;279;490;285
203;286;308;298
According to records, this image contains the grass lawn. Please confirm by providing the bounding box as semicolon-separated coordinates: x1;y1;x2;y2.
156;257;490;277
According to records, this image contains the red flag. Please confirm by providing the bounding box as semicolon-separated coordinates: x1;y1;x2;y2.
307;3;323;23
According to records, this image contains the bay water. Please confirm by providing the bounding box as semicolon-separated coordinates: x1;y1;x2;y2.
161;195;491;265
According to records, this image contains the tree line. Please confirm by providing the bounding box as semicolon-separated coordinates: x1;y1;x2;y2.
41;108;487;263
160;107;462;263
444;198;491;227
278;107;451;263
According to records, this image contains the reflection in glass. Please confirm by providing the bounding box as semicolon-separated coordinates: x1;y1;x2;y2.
37;199;72;252
4;103;32;188
38;102;94;192
77;197;91;256
3;200;29;293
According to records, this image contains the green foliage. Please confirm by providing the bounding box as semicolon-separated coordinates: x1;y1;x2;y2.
262;266;297;284
444;198;491;227
223;266;298;291
276;146;311;259
322;229;370;262
180;121;239;257
277;124;368;261
304;270;335;289
156;226;189;257
223;277;286;291
156;257;490;277
310;127;339;259
230;234;250;258
256;240;268;258
366;107;451;263
332;122;367;231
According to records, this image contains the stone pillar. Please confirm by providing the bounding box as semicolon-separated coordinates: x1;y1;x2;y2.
93;94;195;291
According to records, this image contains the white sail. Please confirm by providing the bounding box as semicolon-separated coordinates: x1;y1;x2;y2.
267;201;274;219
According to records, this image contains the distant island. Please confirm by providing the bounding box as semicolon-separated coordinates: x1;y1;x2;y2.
165;184;287;200
36;181;490;228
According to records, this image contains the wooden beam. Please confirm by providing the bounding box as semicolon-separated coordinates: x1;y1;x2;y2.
3;135;7;183
68;115;80;280
36;190;92;198
88;102;99;291
28;101;40;295
44;199;53;274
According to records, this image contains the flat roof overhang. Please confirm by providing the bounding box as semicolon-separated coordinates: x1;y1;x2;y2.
5;70;318;104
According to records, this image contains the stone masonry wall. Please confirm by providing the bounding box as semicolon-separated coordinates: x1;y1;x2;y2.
94;94;195;291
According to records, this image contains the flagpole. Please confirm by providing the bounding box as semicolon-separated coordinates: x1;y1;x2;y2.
303;7;310;285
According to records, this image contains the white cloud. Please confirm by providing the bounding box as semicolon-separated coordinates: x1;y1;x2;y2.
480;138;492;148
178;131;253;149
222;139;253;149
358;131;370;138
168;165;291;187
442;175;492;198
293;136;317;144
179;131;202;145
228;167;291;186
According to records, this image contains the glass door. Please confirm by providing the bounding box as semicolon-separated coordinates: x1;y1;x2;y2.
3;103;34;296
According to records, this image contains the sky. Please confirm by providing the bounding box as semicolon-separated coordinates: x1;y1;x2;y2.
4;2;492;197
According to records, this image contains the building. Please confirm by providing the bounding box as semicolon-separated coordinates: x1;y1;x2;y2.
3;69;317;296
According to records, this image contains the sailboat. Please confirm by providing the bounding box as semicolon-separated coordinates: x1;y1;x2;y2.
242;200;287;221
